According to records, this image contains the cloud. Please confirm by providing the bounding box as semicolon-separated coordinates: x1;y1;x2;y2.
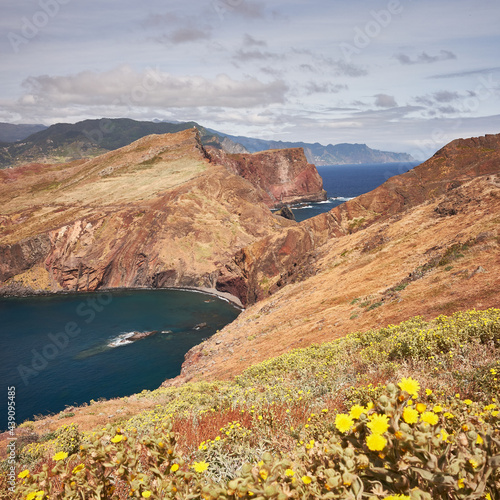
394;50;457;65
153;27;212;44
305;82;347;95
142;12;212;45
374;94;397;108
321;57;368;78
17;66;289;110
233;49;283;62
230;1;266;19
243;34;267;47
433;91;460;103
429;66;500;79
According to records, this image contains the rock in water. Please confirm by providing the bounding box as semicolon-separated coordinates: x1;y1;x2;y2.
274;206;296;221
129;330;159;341
193;322;207;330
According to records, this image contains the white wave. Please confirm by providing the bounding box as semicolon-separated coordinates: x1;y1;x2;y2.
330;196;354;202
108;332;136;348
292;205;314;210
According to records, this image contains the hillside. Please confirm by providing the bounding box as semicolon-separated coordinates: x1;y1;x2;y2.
3;308;499;499
0;119;247;169
0;118;414;169
0;123;47;143
0;129;325;302
1;132;499;499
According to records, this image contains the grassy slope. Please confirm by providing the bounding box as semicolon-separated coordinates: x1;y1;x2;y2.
4;308;499;499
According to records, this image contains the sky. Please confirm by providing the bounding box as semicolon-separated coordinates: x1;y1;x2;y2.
1;0;499;159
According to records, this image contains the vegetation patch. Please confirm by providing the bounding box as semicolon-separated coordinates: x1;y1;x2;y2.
4;308;500;499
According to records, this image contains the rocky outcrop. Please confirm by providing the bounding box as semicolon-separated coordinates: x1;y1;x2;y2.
0;129;296;303
0;235;51;282
274;206;295;221
206;147;326;208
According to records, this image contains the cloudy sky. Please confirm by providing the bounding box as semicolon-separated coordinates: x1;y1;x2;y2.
1;0;499;159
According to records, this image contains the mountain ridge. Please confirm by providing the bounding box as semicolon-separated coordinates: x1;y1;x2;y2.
0;118;414;168
207;129;415;165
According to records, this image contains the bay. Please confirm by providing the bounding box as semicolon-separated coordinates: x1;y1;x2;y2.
0;289;239;426
292;162;421;222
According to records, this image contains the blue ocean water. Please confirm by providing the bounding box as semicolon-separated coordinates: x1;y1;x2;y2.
0;289;239;426
292;162;420;222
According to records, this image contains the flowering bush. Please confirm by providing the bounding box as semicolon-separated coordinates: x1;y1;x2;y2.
3;308;500;499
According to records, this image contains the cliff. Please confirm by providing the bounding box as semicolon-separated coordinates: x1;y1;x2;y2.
206;147;327;207
213;133;500;305
171;134;500;384
0;129;301;303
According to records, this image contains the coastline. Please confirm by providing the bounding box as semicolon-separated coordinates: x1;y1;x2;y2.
0;284;245;310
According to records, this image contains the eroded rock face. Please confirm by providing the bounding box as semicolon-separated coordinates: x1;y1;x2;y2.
0;234;51;282
206;147;327;207
0;129;296;303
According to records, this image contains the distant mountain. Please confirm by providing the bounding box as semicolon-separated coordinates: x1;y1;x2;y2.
211;132;415;165
0;123;47;143
0;118;414;168
0;119;246;168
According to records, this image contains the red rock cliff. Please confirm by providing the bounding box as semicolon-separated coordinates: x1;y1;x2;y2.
206;147;327;208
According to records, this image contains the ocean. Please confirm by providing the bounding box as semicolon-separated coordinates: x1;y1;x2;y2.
0;289;239;426
291;162;420;222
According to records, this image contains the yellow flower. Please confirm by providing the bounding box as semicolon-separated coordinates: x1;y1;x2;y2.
403;407;419;424
26;492;45;500
18;469;30;479
416;403;427;413
425;389;433;396
366;433;387;451
301;475;312;484
72;464;85;474
433;405;443;413
469;458;480;469
349;405;365;419
53;451;68;461
458;478;465;489
383;496;411;500
142;492;152;498
285;469;294;477
421;412;439;425
192;461;209;473
439;429;450;442
398;377;420;397
477;434;484;445
335;413;354;433
367;414;390;434
170;463;179;472
111;435;123;443
259;469;268;480
464;399;473;406
444;412;454;419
